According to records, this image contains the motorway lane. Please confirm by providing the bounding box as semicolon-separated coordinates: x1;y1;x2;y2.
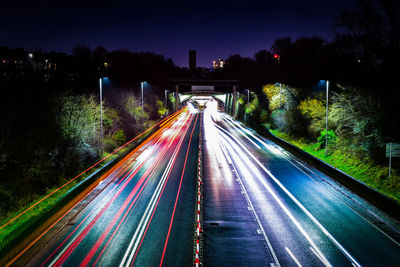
202;100;275;266
10;108;199;267
203;100;400;266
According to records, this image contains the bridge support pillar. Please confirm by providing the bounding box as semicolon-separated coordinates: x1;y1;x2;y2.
232;85;237;118
175;84;180;111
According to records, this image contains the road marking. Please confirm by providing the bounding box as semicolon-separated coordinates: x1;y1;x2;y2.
310;246;330;266
119;114;192;267
48;159;147;266
160;113;199;265
218;140;281;267
285;247;303;267
218;125;360;267
271;145;400;248
228;114;400;249
222;115;261;149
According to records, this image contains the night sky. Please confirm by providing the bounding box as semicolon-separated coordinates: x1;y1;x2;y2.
1;0;352;67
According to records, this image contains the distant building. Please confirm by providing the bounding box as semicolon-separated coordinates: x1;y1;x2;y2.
212;58;224;69
189;50;196;70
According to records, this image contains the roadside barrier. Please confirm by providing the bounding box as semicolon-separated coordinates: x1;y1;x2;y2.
265;129;400;221
0;111;185;266
193;116;203;267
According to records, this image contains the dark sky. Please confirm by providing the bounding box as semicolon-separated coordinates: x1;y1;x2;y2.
1;0;352;67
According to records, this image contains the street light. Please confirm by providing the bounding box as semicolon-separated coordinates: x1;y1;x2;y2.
275;82;283;109
141;81;147;121
244;89;250;124
99;77;108;157
325;80;329;157
165;89;169;111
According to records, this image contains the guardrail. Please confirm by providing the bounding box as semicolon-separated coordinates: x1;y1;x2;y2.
0;125;158;266
264;129;400;221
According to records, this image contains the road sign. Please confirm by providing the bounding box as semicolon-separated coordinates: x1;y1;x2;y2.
386;142;399;180
386;143;400;157
192;85;214;92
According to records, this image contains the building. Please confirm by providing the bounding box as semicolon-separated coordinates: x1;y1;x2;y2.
212;58;224;69
189;50;196;70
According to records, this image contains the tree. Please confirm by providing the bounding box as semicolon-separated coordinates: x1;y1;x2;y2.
124;94;148;124
330;85;385;161
334;0;400;85
271;37;292;56
156;99;167;116
298;95;326;137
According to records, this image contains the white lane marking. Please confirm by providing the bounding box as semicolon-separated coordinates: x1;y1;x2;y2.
218;139;281;267
221;115;261;149
270;145;400;248
217;125;361;267
119;116;191;267
49;159;146;266
285;247;303;267
310;246;331;266
219;130;332;267
226;114;400;249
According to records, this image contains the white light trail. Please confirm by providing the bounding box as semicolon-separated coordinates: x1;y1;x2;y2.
119;115;191;267
217;124;361;267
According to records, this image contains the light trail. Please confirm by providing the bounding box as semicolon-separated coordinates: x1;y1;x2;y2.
0;110;185;233
90;113;195;266
160;113;199;266
52;112;192;266
119;113;194;267
90;115;193;266
7;109;190;266
7;134;160;267
216;122;361;267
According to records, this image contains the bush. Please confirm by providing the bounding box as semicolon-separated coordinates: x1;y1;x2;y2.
317;129;336;148
112;130;126;146
104;139;117;153
284;106;309;138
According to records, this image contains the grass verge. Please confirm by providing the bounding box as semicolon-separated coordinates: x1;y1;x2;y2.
0;148;124;243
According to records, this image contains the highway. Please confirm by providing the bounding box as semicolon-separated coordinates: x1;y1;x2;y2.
10;107;200;266
202;99;400;266
6;98;400;266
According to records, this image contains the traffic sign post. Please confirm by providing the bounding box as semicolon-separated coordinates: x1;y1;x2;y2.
386;142;400;179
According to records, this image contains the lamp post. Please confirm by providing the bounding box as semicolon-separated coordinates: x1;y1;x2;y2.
279;83;282;109
244;89;250;124
141;81;147;121
325;80;329;157
99;77;106;157
165;89;169;111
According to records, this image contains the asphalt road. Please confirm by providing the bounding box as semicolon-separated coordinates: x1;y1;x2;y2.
10;107;199;267
202;99;400;266
7;99;400;267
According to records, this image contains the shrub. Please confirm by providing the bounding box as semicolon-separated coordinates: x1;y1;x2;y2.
284;106;309;138
112;130;126;146
317;129;337;148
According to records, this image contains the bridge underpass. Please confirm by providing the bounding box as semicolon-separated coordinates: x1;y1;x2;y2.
169;79;244;118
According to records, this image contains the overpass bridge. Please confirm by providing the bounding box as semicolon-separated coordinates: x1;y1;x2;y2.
169;79;244;117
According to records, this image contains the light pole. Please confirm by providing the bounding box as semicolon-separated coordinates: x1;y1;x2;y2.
279;82;282;109
244;89;250;124
325;80;329;157
99;77;107;157
141;81;147;122
165;89;169;111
